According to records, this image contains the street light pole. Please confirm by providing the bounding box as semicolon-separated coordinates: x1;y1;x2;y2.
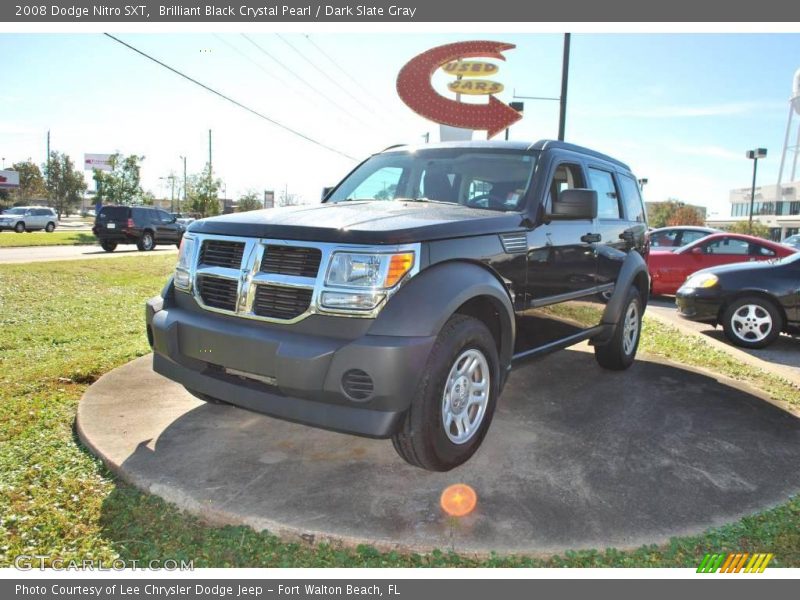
557;33;571;141
180;155;187;213
746;148;767;234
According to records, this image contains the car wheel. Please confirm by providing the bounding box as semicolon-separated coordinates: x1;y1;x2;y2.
14;222;25;233
100;240;117;252
594;286;642;370
45;222;55;232
137;231;155;251
184;387;225;405
391;314;499;471
722;296;783;349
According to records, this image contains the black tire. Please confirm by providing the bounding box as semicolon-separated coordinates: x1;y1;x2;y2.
594;286;642;370
391;314;499;471
14;222;25;233
184;387;225;405
100;240;117;252
137;231;155;251
45;222;56;232
721;296;783;349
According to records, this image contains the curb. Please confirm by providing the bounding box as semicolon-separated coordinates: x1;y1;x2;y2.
645;310;800;388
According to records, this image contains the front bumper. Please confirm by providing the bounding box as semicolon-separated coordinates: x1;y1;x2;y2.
675;287;723;323
146;288;436;438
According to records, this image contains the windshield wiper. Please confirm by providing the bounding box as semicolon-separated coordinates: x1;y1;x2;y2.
394;197;459;206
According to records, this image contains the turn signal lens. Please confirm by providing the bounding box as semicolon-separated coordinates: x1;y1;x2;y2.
385;253;415;287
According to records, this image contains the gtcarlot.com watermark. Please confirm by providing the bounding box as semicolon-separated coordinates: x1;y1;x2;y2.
14;555;194;571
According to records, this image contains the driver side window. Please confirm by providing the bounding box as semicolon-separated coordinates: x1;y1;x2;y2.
549;163;585;208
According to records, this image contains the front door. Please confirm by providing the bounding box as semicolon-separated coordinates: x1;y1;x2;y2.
517;161;601;353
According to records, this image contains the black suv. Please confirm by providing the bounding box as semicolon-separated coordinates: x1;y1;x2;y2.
93;206;184;252
146;140;650;471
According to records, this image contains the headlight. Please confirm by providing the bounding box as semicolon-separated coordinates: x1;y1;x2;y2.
325;251;414;289
682;272;719;290
174;236;195;290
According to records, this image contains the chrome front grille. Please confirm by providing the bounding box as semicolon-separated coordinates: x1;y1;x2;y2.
184;234;420;324
252;284;313;320
200;240;245;268
261;245;322;277
197;275;239;311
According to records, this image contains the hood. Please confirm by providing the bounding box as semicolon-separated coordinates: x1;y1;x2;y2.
188;201;524;244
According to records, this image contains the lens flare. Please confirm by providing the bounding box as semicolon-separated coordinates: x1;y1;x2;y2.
440;483;477;517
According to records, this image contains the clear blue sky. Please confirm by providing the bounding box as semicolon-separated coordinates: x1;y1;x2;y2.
1;32;798;216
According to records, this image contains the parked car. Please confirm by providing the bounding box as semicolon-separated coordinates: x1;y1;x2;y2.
648;225;718;249
676;252;800;348
92;205;184;252
0;206;58;233
782;233;800;250
146;139;651;471
648;232;795;296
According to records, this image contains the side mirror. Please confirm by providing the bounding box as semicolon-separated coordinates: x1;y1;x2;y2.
321;186;334;201
549;189;598;220
690;246;704;255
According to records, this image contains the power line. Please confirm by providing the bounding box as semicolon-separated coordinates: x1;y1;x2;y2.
240;33;369;128
275;33;379;118
103;33;356;161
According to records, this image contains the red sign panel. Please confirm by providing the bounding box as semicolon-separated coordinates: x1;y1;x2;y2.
396;41;522;139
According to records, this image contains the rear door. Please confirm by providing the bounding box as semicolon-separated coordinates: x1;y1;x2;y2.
586;166;631;293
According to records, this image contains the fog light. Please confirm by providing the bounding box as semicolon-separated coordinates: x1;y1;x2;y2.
321;291;384;311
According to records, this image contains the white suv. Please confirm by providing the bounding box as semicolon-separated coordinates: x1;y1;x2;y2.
0;206;58;233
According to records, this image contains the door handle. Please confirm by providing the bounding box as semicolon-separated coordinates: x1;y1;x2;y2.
581;233;601;243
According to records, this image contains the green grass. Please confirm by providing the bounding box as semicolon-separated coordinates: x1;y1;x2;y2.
0;230;97;248
0;257;798;567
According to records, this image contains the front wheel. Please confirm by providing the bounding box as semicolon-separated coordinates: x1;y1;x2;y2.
722;296;782;349
14;222;25;233
594;286;642;370
392;314;499;471
45;222;56;232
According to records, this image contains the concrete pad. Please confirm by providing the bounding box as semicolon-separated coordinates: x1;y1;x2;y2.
77;349;800;556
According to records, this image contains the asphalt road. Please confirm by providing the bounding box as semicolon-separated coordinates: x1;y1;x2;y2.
648;296;800;383
0;244;177;264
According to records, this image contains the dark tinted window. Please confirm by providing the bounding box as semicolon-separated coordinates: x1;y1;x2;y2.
98;206;130;221
587;168;621;219
157;210;173;223
618;174;646;222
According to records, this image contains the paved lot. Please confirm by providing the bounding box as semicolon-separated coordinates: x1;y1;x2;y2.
647;297;800;385
0;244;177;264
78;348;800;556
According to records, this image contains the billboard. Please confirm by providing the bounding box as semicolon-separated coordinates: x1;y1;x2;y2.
263;190;275;209
0;169;20;189
84;153;113;172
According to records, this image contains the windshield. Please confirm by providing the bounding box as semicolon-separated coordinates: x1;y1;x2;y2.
2;208;27;215
327;148;538;212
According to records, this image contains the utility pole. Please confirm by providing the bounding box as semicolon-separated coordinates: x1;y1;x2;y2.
46;130;51;207
558;33;571;141
180;155;187;213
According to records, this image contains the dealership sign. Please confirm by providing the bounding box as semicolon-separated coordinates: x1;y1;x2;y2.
396;41;522;138
84;153;113;172
0;169;20;189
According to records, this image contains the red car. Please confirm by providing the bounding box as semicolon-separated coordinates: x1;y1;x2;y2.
648;232;796;296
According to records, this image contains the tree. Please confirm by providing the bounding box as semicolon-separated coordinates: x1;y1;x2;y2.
649;199;706;228
44;152;87;218
237;190;263;212
93;153;146;205
10;160;46;204
726;220;771;239
188;163;222;217
666;205;705;226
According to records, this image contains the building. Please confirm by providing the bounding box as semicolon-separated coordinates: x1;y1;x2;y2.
706;181;800;240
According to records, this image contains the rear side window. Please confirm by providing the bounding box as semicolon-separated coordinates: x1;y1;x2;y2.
98;207;130;221
618;174;646;223
587;167;621;219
